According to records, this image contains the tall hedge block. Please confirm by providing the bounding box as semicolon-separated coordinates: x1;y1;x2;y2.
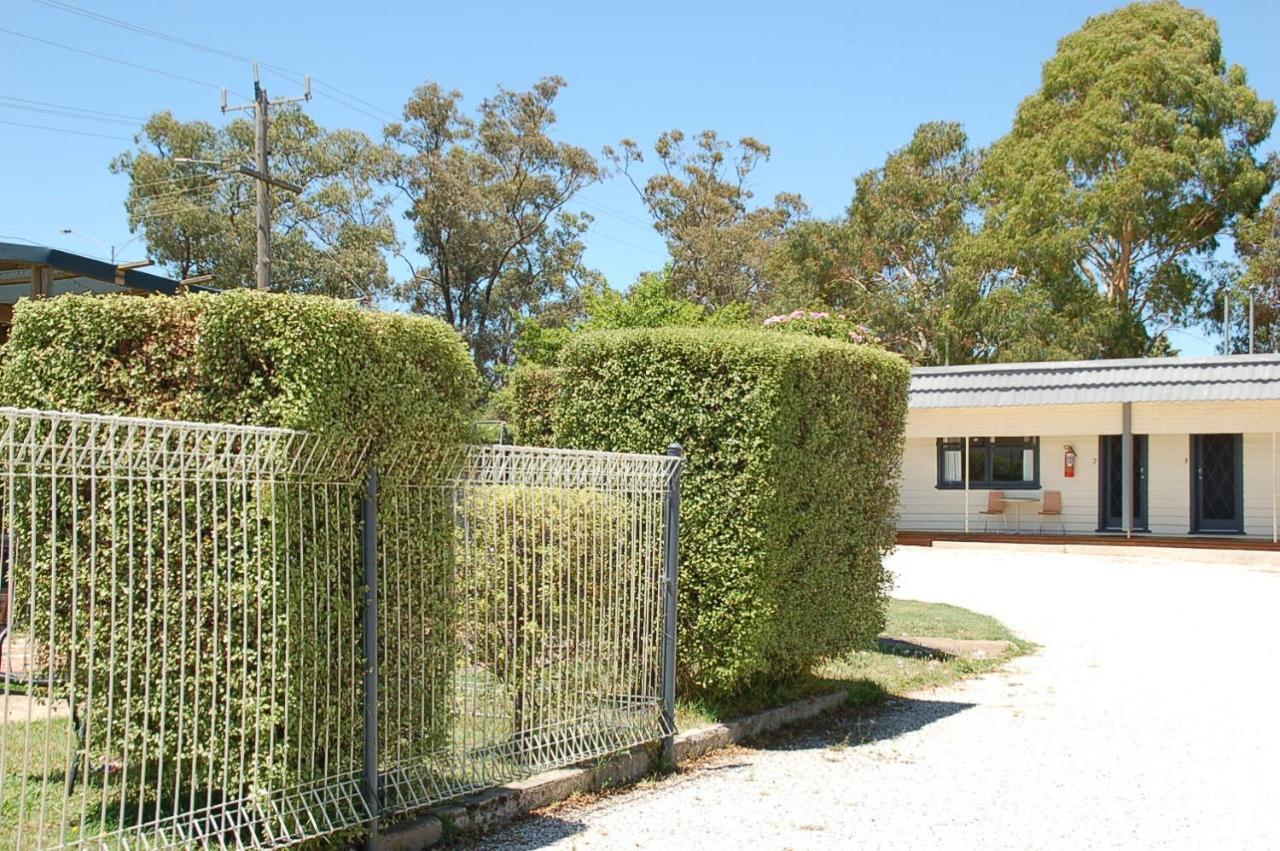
0;290;476;448
494;363;559;446
0;291;477;813
555;327;909;697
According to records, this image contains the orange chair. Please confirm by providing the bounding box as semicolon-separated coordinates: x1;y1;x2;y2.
1037;490;1064;534
979;490;1007;533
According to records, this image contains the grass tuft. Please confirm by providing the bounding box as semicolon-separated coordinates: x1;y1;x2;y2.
676;597;1031;727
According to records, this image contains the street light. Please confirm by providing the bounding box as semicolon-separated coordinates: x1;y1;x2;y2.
59;229;143;264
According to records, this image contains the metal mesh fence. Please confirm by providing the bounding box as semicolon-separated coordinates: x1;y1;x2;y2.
0;408;680;850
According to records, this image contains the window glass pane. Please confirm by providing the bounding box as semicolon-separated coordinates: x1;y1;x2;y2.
938;437;1036;487
991;445;1023;482
968;440;987;483
942;449;962;483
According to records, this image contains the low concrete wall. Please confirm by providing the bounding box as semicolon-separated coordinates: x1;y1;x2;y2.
375;690;848;850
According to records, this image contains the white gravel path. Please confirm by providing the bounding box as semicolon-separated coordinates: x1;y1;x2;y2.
471;545;1280;849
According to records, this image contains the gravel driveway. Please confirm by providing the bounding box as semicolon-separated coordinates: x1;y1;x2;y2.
472;545;1280;849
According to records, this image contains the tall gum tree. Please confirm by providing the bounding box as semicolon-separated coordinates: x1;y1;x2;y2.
385;77;601;374
112;108;396;297
845;121;978;364
606;130;806;309
1224;189;1280;352
977;0;1275;356
764;122;980;365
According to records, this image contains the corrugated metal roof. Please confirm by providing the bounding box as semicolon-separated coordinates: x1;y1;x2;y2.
910;354;1280;408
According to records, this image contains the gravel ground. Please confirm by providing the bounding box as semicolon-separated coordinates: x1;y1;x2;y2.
471;545;1280;849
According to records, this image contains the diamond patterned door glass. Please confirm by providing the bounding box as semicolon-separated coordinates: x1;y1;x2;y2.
1101;435;1147;530
1199;435;1237;523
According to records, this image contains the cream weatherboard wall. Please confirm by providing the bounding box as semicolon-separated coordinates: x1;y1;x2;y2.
898;400;1280;539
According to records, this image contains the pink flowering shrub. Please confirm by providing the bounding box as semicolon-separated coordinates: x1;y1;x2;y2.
762;309;880;345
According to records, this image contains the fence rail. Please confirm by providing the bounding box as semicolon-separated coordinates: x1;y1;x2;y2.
0;407;681;850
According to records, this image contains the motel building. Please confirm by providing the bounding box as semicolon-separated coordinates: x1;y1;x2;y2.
896;355;1280;546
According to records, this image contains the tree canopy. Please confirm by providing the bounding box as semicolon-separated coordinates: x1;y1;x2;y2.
606;130;805;308
112;108;396;297
385;76;602;373
976;0;1276;355
842;121;978;364
108;1;1280;372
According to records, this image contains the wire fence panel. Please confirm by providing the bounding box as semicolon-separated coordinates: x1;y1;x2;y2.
376;443;680;817
0;408;681;850
0;409;372;850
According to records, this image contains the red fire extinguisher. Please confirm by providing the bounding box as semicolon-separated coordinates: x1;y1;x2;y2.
1064;445;1076;478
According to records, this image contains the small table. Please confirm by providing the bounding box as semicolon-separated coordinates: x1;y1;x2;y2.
1002;494;1041;534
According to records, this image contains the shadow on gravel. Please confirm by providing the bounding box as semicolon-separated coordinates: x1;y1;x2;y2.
748;695;976;754
876;636;956;660
451;696;975;850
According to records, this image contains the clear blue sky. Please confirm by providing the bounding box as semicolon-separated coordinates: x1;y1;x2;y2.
4;0;1279;355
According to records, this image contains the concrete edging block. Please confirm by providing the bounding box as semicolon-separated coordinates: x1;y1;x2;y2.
374;688;849;849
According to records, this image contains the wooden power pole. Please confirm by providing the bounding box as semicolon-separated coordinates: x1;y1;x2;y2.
223;63;310;291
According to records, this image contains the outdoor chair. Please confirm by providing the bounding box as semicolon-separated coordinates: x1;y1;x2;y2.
1037;490;1065;534
979;490;1007;533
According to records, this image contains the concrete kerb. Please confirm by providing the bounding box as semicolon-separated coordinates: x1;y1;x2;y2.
927;539;1280;569
373;689;849;850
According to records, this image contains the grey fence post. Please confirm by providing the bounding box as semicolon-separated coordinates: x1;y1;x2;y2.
661;444;682;767
361;464;380;842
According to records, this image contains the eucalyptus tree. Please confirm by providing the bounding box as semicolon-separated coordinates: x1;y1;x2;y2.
385;76;602;372
606;130;806;308
112;108;396;297
1221;193;1280;352
976;0;1276;356
765;122;980;364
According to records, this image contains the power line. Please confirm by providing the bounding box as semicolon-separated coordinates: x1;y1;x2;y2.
0;102;137;126
128;173;233;191
29;0;248;63
589;226;667;257
0;94;145;122
131;184;223;206
578;197;654;229
260;66;396;122
0;118;132;142
28;0;399;124
311;81;398;122
130;198;226;219
0;102;140;127
0;175;224;223
0;26;235;94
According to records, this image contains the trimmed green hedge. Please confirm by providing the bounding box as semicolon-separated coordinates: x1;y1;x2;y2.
555;327;909;697
0;291;476;813
493;364;559;446
0;290;476;446
456;485;650;755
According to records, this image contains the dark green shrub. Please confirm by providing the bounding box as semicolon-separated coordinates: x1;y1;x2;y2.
554;327;909;697
455;485;655;759
0;291;476;824
492;364;559;446
1;290;476;443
